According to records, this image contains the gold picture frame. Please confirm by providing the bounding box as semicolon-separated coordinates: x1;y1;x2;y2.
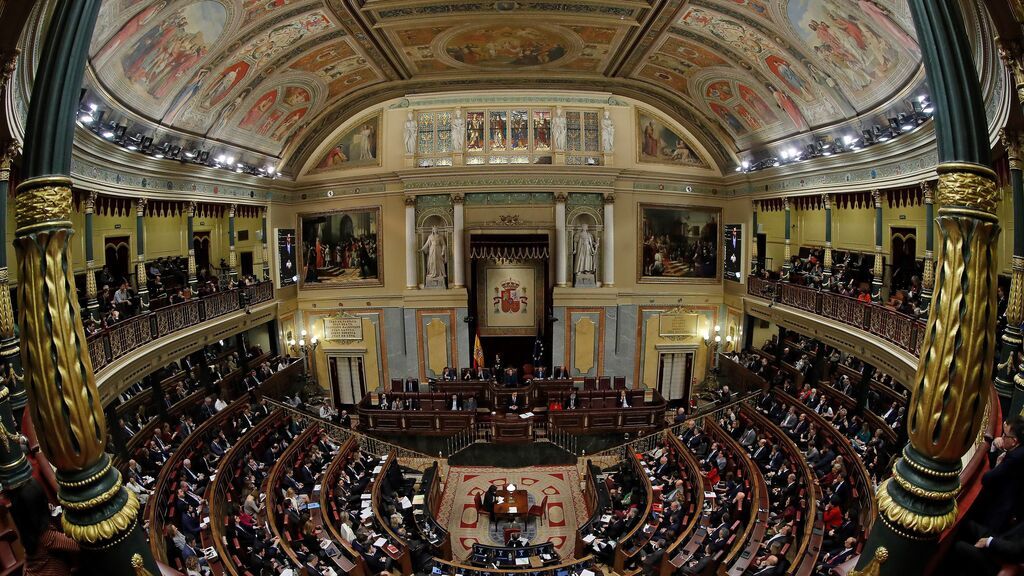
637;203;722;284
297;206;383;288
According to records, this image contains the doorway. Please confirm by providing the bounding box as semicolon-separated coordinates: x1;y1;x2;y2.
240;251;254;278
890;227;918;291
193;232;211;281
104;236;131;284
328;354;366;406
756;233;767;272
656;351;694;404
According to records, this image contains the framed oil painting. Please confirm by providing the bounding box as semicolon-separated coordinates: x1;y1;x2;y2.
309;113;381;173
636;109;709;168
298;207;382;288
638;204;722;283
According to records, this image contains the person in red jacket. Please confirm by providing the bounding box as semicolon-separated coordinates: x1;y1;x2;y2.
822;501;843;531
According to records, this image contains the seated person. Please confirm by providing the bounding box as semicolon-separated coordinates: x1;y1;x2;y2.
565;391;581;410
506;392;524;413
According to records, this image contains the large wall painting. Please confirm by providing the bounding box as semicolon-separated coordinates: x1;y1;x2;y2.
636;110;709;168
638;204;722;283
298;208;381;288
310;113;381;172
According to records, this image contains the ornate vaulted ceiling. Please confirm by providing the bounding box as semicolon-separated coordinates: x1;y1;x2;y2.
82;0;924;175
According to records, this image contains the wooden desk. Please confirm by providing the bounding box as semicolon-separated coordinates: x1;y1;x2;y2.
493;488;529;522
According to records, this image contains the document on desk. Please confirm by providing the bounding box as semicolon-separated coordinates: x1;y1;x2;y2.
508;507;517;513
373;537;387;548
582;534;596;544
515;558;529;565
400;496;412;509
580;570;595;576
360;508;373;520
519;412;534;419
372;466;383;474
412;495;425;505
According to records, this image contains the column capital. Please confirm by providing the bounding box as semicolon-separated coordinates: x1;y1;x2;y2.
261;205;268;218
0;49;18;93
871;189;882;208
821;192;831;210
0;140;19;181
187;201;197;218
602;192;615;204
84;191;97;214
135;197;147;216
999;38;1024;102
921;181;935;204
1001;128;1024;171
554;191;569;203
450;193;464;205
404;195;417;207
782;197;790;211
228;203;237;218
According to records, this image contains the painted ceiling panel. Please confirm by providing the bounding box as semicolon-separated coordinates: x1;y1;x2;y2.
80;0;925;174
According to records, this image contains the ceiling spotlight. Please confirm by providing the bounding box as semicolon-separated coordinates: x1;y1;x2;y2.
225;156;235;165
741;160;750;170
842;135;855;146
184;149;197;158
780;149;790;160
266;166;276;175
215;154;226;163
898;113;915;132
102;129;115;139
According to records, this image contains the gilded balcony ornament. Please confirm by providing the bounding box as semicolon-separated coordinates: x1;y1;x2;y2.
849;548;888;576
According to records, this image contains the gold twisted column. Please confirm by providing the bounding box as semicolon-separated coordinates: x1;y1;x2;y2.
13;177;143;552
875;164;1000;549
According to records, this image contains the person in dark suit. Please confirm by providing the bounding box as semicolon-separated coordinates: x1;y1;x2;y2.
553;366;569;379
534;366;548;380
618;390;631;408
953;517;1024;576
441;367;457;381
448;394;462;411
404;377;418;392
507;392;523;413
971;416;1024;533
566;391;580;410
483;485;498;515
815;537;857;574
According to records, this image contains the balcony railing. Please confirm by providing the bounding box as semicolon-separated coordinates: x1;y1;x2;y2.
86;281;275;374
747;277;926;356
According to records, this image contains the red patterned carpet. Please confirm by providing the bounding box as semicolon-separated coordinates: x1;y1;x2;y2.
436;465;588;561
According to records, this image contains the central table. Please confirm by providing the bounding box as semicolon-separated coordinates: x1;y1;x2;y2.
492;488;529;523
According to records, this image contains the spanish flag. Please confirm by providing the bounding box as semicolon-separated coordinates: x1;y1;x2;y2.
473;330;485;370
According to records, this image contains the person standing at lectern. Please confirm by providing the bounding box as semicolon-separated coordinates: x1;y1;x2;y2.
507;392;522;413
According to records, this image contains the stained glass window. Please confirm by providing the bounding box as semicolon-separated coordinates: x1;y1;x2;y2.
413;106;603;166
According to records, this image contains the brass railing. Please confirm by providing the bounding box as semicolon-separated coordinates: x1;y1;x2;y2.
748;277;926;355
86;281;274;373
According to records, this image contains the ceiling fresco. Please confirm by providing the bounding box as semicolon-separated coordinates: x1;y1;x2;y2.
80;0;927;174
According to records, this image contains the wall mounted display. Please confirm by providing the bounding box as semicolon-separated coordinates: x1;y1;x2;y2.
638;204;721;283
276;228;297;287
298;207;381;288
724;224;742;283
310;113;381;172
636;110;709;168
